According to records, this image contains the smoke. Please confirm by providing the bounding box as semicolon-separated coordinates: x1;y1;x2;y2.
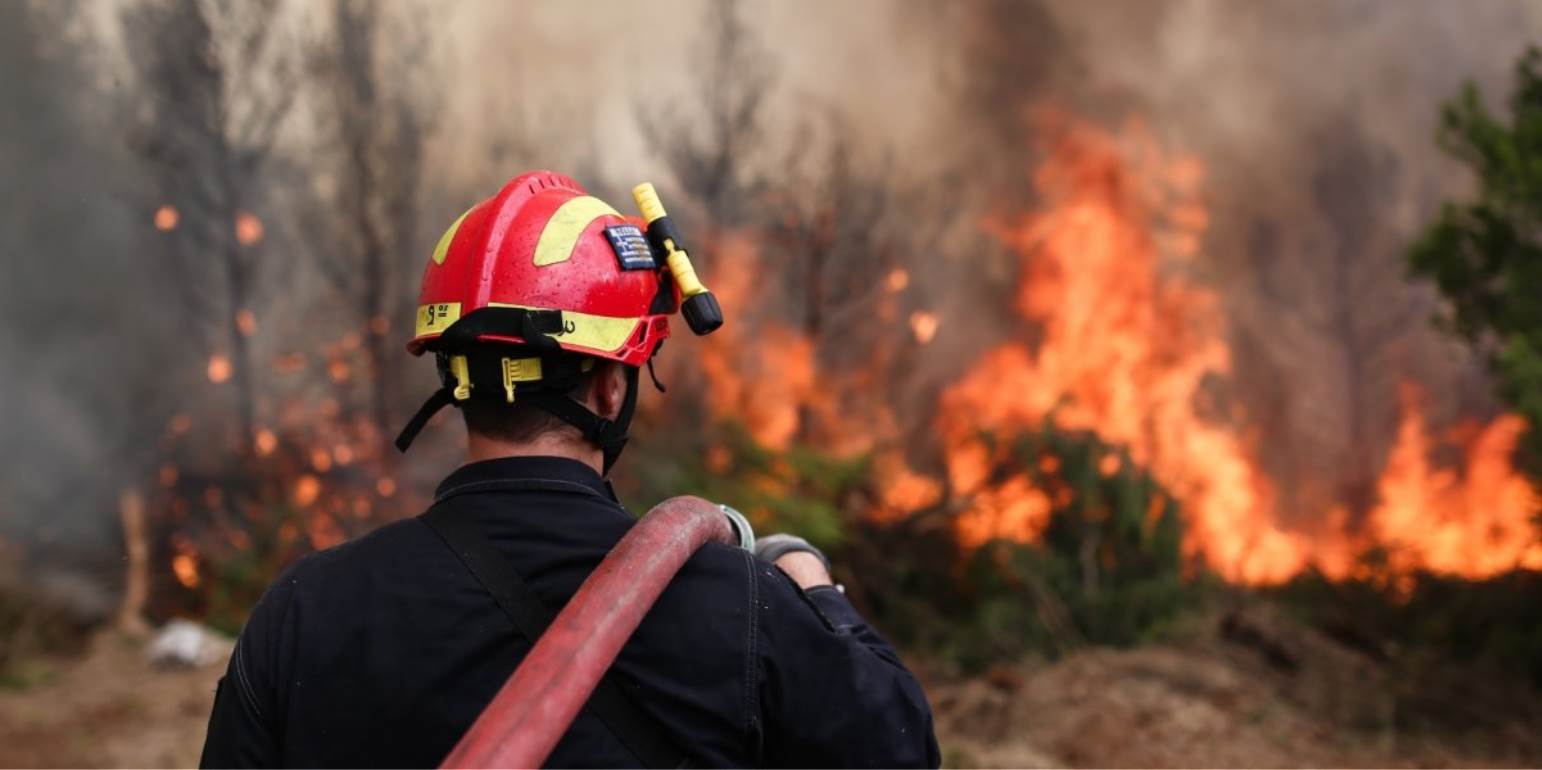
868;0;1542;524
1017;1;1542;523
0;0;184;611
4;0;1540;590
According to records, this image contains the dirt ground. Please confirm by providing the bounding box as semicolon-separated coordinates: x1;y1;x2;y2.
929;608;1542;768
0;631;227;769
2;610;1539;768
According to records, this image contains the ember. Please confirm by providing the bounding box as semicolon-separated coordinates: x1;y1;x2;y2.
206;355;232;384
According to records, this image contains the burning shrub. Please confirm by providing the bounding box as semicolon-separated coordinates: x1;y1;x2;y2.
929;427;1202;672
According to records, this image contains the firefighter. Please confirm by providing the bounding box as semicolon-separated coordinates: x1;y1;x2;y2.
199;171;939;768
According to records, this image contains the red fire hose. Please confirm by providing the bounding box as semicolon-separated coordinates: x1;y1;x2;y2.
439;495;737;769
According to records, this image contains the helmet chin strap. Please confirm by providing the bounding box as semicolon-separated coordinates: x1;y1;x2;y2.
519;366;639;476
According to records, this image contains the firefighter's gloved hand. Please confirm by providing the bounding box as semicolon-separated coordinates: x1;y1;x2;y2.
755;534;835;590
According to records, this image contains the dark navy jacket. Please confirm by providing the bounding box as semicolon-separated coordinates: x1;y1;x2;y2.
199;456;939;768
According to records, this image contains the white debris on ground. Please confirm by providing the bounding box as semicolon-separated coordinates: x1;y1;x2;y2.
146;619;233;668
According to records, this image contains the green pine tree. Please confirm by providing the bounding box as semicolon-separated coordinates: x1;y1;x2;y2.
1409;46;1542;484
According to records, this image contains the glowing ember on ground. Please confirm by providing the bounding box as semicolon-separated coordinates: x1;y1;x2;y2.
909;311;939;344
375;478;396;498
234;212;264;245
885;268;910;293
153;204;179;231
206;355;232;383
370;315;390;335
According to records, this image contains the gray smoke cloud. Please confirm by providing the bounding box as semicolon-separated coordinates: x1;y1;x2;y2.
3;0;1539;591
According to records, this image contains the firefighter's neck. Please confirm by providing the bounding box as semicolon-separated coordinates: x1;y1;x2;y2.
465;364;624;475
466;429;605;474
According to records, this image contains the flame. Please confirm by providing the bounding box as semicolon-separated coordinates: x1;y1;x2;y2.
697;237;825;450
273;352;307;374
1363;385;1542;577
956;475;1054;549
936;114;1541;582
234;212;264;245
206;354;232;384
909;311;939;344
328;359;352;383
254;428;278;456
938;116;1308;583
170;534;200;588
171;553;199;588
874;451;943;520
154;204;179;231
293;474;321;507
236;309;258;337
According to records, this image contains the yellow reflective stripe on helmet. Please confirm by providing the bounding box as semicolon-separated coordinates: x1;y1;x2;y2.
533;196;620;266
431;208;472;265
415;302;462;337
489;303;641;354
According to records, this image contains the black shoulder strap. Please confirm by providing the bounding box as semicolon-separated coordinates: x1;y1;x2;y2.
420;505;691;769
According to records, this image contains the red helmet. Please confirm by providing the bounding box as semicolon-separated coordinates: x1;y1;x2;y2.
395;170;722;461
408;170;672;365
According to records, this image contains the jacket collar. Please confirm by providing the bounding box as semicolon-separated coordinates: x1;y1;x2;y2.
434;456;611;502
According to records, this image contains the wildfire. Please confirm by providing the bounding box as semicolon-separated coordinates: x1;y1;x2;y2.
937;116;1304;582
1362;386;1542;577
937;114;1540;583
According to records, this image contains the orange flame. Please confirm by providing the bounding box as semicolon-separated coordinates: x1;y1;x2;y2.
236;309;258;337
154;204;179;231
254;428;278;457
909;311;939;345
938;114;1540;582
234;212;264;246
206;354;232;384
1363;385;1542;577
938;116;1307;583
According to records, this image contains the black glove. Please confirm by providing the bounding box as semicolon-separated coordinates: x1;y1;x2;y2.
753;533;831;571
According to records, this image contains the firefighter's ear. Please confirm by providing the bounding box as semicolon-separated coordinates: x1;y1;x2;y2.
591;361;628;421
